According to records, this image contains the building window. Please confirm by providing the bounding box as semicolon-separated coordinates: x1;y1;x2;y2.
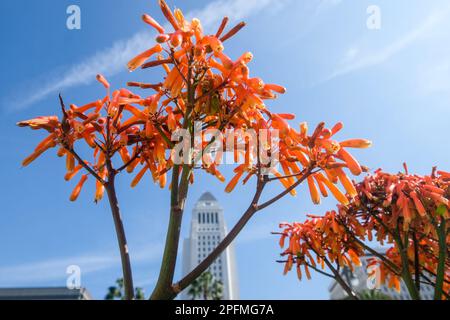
215;212;218;223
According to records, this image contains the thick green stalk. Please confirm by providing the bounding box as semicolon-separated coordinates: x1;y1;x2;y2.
151;54;196;300
394;229;421;300
150;165;192;300
434;217;447;300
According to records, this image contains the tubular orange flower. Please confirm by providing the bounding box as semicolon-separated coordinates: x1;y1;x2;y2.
347;249;362;267
127;44;163;71
339;139;372;149
131;166;149;188
96;74;110;89
316;173;349;206
410;191;426;217
70;174;88;202
225;169;245;193
65;165;83;181
95;179;105;202
264;84;286;94
220;21;246;42
307;176;321;205
142;14;165;34
336;168;357;198
158;0;179;31
66;153;75;172
337;148;362;176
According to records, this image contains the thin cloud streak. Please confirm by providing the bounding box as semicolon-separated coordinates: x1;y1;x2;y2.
321;6;450;83
0;244;162;286
7;0;285;112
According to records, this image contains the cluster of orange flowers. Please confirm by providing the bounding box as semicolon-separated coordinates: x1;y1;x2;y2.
18;0;371;205
225;120;372;199
279;167;450;297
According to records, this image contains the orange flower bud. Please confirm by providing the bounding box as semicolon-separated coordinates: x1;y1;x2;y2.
158;0;180;30
127;44;163;71
220;21;246;42
66;153;75;172
95;179;105;202
338;148;362;176
237;52;253;65
96;74;110;89
340;139;372;149
304;264;311;280
336;168;357;198
225;170;245;193
347;249;362;267
331;122;344;136
156;33;170;43
214;51;234;70
70;175;88;202
410;191;426;217
131;166;148;188
216;17;229;38
65;165;82;181
316;173;349;206
170;31;183;47
308;176;321;205
142;14;165;34
264;84;286;94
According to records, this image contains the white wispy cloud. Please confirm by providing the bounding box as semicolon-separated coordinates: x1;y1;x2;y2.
322;5;450;83
0;244;162;286
417;59;450;96
7;0;286;112
315;0;342;14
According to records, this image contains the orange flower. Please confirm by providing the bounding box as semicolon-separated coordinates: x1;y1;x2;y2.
225;167;245;193
142;14;165;34
127;44;163;71
131;166;149;188
158;0;180;31
339;139;372;149
96;74;110;89
70;175;88;202
337;148;362;176
316;173;349;205
307;176;321;204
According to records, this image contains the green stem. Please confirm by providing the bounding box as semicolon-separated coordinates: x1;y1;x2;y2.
150;166;192;300
150;52;196;300
393;227;421;300
434;216;447;300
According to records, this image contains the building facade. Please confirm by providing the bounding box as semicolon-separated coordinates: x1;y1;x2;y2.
329;252;435;300
181;192;239;300
0;287;93;300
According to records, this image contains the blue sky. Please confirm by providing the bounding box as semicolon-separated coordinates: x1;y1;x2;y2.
1;0;450;300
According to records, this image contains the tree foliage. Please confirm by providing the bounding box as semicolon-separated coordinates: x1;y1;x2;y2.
278;166;450;300
18;0;371;300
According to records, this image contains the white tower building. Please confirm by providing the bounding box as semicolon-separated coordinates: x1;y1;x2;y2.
181;192;239;300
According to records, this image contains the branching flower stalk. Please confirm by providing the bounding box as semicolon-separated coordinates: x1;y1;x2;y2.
278;166;450;300
17;0;371;300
